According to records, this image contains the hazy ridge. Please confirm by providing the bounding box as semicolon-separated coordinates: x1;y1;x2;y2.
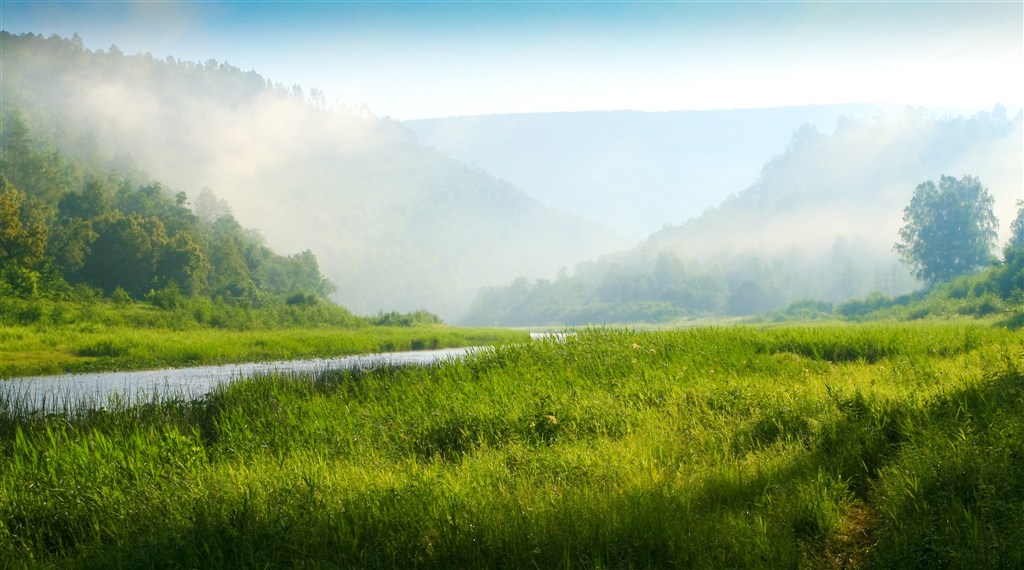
649;106;1023;258
462;106;1023;325
407;106;908;238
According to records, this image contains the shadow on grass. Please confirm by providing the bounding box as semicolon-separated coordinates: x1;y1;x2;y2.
4;352;1022;569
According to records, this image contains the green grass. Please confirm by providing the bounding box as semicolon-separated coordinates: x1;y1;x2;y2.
1;323;1022;567
0;324;526;378
0;294;525;378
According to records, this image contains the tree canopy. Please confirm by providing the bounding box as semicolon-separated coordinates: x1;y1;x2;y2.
895;175;998;287
1007;199;1024;259
0;110;334;305
0;176;50;295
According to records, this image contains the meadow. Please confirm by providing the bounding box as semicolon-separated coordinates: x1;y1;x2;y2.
0;295;525;378
1;323;1022;568
0;324;526;379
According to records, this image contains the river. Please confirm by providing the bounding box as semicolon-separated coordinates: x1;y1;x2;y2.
1;346;479;413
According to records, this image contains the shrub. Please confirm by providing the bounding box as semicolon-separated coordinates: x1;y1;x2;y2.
285;292;319;306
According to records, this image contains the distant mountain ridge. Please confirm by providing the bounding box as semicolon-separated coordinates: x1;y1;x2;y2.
647;106;1023;259
0;31;625;319
406;105;932;239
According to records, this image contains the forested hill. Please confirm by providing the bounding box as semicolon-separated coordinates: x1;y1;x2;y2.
644;107;1022;264
0;32;624;319
462;107;1023;326
0;114;336;310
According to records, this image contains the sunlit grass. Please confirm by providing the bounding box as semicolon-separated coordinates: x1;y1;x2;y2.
1;323;1021;567
0;325;526;378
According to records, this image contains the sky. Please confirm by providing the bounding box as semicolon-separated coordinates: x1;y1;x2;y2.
1;1;1022;120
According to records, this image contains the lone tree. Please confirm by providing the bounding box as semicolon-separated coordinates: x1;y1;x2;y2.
895;175;998;286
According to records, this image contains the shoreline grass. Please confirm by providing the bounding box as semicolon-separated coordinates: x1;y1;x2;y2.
0;324;527;379
1;323;1022;567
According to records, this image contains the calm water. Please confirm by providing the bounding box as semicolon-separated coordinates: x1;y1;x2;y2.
1;347;478;412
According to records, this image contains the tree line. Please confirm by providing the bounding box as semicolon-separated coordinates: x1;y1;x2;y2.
461;105;1023;326
463;176;1023;326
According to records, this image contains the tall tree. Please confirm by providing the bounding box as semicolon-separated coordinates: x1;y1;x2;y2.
193;187;232;223
895;175;998;286
78;212;168;297
1006;199;1024;260
0;176;50;295
0;110;78;204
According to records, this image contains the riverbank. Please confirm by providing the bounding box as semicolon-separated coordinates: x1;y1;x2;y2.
0;324;527;379
2;323;1021;567
2;346;479;413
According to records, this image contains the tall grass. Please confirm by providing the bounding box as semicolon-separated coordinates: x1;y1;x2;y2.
1;323;1021;567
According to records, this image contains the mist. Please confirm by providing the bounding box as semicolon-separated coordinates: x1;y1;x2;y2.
1;34;624;319
461;106;1023;325
406;106;913;240
2;30;1021;324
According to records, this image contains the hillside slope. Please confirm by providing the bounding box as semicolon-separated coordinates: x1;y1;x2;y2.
1;32;624;319
462;107;1023;325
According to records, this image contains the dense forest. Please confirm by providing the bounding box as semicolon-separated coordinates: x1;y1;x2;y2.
462;108;1023;326
0;110;337;310
0;32;621;320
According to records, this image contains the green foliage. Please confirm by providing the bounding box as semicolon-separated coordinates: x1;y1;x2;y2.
373;309;444;327
0;109;338;310
284;292;318;306
464;254;726;326
838;292;902;320
0;302;521;378
110;287;132;305
895;175;999;286
762;298;835;322
1;325;1021;567
81;211;170;296
1006;198;1024;260
0;110;82;205
0;176;51;296
463;240;910;325
835;250;1024;325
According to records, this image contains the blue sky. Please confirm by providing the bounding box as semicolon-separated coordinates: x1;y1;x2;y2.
2;1;1022;119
